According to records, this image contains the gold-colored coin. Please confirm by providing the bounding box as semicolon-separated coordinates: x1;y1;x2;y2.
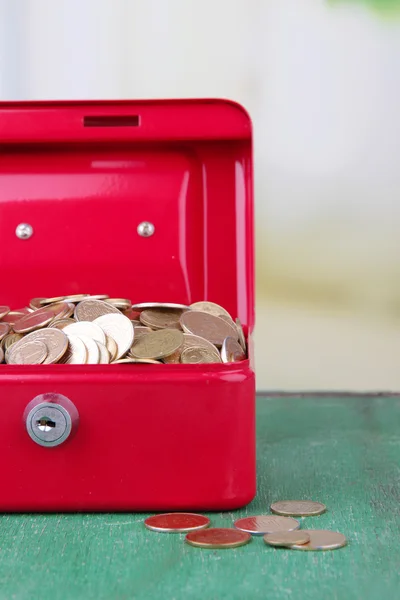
62;294;90;304
13;308;54;334
106;298;132;310
9;329;68;365
49;318;76;330
130;328;183;360
221;337;246;363
77;335;100;364
85;295;110;301
63;321;106;345
29;298;46;309
0;347;3;363
270;500;327;517
0;323;11;341
1;333;23;351
7;340;48;365
60;335;87;364
1;311;27;325
139;309;184;330
290;530;347;551
181;346;221;364
235;318;246;352
74;299;120;322
96;341;110;364
180;311;238;347
112;358;161;364
185;528;252;549
53;302;75;320
132;302;189;311
39;296;67;305
189;301;232;320
0;306;10;319
93;314;134;360
105;335;118;362
264;531;311;547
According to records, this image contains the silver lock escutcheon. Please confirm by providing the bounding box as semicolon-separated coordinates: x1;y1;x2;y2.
24;393;79;447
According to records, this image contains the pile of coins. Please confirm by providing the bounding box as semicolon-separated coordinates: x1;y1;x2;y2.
144;500;348;551
0;296;247;365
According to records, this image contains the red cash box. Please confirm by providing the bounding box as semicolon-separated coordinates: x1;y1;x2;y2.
0;99;255;511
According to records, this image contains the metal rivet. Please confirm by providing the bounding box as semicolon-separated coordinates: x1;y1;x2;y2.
137;221;155;238
16;223;33;240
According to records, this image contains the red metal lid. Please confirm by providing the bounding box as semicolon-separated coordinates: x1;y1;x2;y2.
0;99;254;330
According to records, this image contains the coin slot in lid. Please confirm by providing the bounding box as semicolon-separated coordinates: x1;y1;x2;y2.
83;115;140;127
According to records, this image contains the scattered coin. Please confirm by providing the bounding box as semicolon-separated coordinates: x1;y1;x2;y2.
74;299;120;322
221;337;246;362
190;301;232;319
270;500;327;517
264;530;311;547
93;314;134;359
185;528;252;549
233;515;300;536
140;309;184;330
145;513;210;533
0;306;10;319
181;347;222;364
180;311;238;346
63;322;106;345
290;530;347;551
130;328;183;360
7;340;48;365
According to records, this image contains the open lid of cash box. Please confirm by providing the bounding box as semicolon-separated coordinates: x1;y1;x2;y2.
0;100;254;331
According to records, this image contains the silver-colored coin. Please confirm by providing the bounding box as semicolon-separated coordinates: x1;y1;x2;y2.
63;321;106;345
270;500;327;517
233;515;300;536
96;341;110;364
221;337;246;362
77;335;100;364
61;335;88;364
93;314;134;359
290;530;347;551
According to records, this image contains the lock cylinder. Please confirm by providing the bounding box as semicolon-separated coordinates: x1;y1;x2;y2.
23;393;79;447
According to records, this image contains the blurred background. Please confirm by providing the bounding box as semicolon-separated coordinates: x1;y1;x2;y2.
0;0;399;390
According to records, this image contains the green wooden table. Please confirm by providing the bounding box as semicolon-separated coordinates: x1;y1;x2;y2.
1;393;399;600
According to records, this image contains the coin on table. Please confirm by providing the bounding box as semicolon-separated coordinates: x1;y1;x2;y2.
8;329;69;365
145;513;210;533
234;515;300;536
130;328;183;360
270;500;327;517
132;302;189;311
7;340;48;365
95;341;110;364
74;299;120;321
180;311;238;347
0;306;10;319
185;528;252;549
61;335;88;364
181;346;221;364
264;530;311;547
13;308;54;333
93;314;134;359
235;318;247;352
221;337;246;362
290;530;347;551
139;309;184;330
105;335;118;362
49;318;76;330
0;323;11;341
189;301;232;319
77;335;100;364
63;321;106;345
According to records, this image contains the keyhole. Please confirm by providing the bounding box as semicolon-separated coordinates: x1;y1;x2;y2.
36;417;56;432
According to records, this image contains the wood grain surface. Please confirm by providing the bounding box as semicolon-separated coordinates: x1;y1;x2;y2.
0;394;399;600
